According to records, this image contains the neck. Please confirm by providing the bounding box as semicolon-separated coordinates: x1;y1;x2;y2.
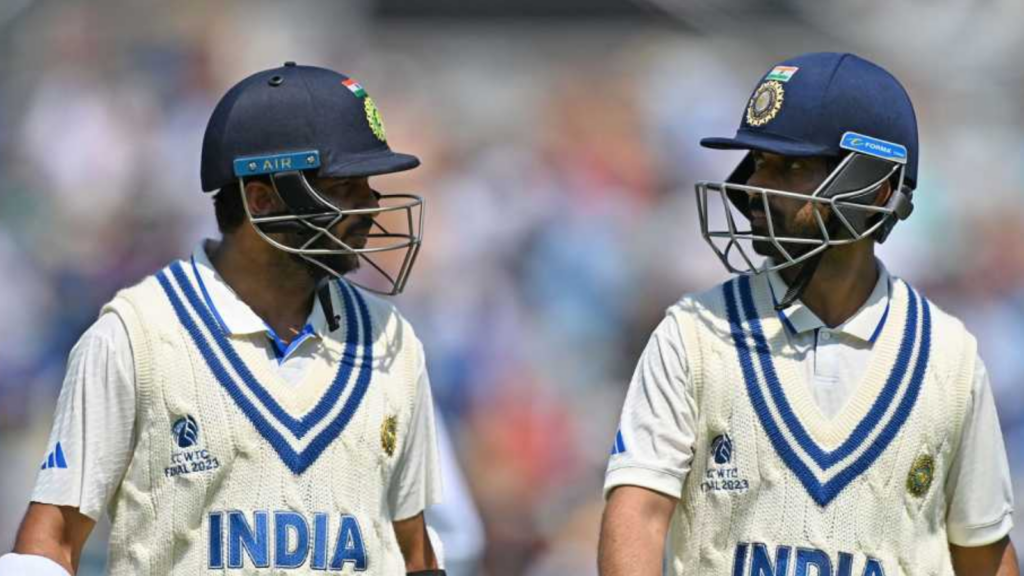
207;236;316;342
779;241;878;328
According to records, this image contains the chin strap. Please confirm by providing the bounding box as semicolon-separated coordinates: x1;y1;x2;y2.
775;213;845;311
316;276;341;332
775;250;824;311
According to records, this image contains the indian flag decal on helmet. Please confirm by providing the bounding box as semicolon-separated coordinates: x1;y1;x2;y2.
765;65;799;83
342;78;367;98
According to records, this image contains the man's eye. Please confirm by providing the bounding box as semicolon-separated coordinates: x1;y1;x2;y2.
788;160;805;171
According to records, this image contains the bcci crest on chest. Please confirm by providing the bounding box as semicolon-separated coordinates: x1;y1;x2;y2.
381;415;398;457
701;433;750;494
906;454;935;497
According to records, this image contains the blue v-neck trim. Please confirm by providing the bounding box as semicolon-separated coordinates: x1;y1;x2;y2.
156;261;375;475
725;275;931;507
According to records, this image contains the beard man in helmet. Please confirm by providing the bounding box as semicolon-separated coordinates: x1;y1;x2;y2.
1;63;447;575
598;53;1018;576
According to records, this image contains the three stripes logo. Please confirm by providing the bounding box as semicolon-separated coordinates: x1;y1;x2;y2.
40;442;68;470
609;429;627;456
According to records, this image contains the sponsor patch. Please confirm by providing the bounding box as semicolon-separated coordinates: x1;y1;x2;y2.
233;150;321;177
840;132;908;164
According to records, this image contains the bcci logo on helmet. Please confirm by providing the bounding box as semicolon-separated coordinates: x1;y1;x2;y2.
172;415;201;449
711;433;733;465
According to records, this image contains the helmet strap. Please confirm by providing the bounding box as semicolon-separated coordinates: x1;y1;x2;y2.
775;250;823;311
774;212;843;311
316;276;341;332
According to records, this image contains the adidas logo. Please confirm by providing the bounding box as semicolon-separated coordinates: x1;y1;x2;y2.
610;429;627;456
40;442;68;470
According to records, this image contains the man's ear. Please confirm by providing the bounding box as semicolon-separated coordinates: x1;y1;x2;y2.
244;180;283;216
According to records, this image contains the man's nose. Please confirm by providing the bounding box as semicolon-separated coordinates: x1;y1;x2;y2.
745;167;777;190
351;179;378;207
743;170;771;207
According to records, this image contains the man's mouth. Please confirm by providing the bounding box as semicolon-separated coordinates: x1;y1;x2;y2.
749;210;768;230
341;221;373;250
338;234;364;249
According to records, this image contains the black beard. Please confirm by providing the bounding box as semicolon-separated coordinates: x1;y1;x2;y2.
282;230;361;279
750;219;820;261
752;237;778;258
292;252;360;280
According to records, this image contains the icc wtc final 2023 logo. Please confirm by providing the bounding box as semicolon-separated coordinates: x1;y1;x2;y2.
166;414;220;478
702;433;750;494
173;415;200;448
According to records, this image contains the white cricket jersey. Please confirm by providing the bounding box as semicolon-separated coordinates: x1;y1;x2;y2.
31;242;442;573
605;262;1014;552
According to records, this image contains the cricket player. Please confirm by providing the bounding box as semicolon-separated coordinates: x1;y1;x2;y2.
599;53;1018;575
0;63;447;575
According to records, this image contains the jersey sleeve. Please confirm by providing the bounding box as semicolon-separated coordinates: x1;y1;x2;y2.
944;354;1015;547
604;313;698;500
30;312;137;521
388;350;443;522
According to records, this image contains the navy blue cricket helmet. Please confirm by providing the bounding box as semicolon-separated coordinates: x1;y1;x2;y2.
200;62;424;297
201;62;419;191
695;52;918;281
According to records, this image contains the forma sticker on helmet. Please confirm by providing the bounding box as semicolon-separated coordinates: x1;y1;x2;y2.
840;132;908;164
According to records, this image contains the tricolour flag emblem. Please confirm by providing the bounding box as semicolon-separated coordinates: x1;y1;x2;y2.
342;78;367;98
765;65;799;83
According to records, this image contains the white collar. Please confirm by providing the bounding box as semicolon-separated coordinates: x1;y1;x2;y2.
189;241;330;339
766;259;892;343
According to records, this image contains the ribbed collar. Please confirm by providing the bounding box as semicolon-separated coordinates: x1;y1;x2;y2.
766;259;891;343
189;241;330;340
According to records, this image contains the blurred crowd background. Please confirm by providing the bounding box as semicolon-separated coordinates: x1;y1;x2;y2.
1;0;1022;574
